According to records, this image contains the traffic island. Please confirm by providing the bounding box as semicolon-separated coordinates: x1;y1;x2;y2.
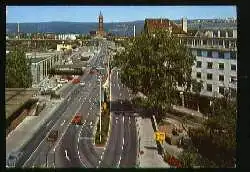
94;104;110;147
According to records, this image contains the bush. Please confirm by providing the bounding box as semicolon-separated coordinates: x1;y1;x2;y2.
95;109;110;145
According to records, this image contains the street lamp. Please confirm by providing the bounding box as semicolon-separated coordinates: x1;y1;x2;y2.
98;76;102;143
180;91;184;107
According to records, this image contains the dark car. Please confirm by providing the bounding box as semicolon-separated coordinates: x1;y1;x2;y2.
47;130;59;142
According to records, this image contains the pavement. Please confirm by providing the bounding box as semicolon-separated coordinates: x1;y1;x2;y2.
136;117;170;168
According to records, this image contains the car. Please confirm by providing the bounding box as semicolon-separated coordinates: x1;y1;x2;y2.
47;130;59;142
80;82;85;86
71;113;82;125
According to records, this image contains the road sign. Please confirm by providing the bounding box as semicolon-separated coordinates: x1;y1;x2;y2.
154;132;165;143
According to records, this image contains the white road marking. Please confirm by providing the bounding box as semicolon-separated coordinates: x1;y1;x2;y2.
122;137;124;145
117;156;122;167
46;121;52;127
64;150;70;161
60;120;66;126
123;116;124;123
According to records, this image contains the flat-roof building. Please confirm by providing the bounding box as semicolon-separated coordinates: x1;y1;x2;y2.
26;52;62;87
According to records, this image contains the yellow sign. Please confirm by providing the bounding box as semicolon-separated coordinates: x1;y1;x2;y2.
103;102;107;111
154;132;165;143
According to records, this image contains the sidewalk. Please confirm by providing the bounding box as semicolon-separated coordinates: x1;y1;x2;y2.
136;117;170;168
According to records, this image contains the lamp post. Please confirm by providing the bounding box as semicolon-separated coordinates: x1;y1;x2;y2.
99;76;102;143
180;91;184;107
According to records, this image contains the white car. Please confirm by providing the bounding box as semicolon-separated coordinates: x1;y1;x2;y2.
80;82;85;86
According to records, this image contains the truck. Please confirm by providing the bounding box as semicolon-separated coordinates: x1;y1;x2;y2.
71;113;82;125
47;130;59;142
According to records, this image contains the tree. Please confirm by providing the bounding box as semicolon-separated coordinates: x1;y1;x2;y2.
191;79;204;112
181;91;236;167
112;29;195;118
6;47;32;88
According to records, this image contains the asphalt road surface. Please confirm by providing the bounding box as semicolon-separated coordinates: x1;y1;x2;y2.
20;42;106;168
100;68;137;168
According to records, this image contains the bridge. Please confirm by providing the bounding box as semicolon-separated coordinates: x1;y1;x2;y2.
49;64;87;75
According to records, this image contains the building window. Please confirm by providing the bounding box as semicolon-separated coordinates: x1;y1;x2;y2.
207;62;213;69
231;64;236;71
224;52;230;59
219;87;224;95
196;61;202;68
218;51;224;59
219;40;223;46
228;31;233;37
231;76;237;83
196;72;201;78
225;41;229;48
192;50;197;56
207;51;212;58
230;51;237;60
203;40;207;45
219;75;224;81
219;63;224;70
207;84;212;92
212;51;219;58
207;73;213;80
202;50;207;57
197;50;202;56
229;87;237;97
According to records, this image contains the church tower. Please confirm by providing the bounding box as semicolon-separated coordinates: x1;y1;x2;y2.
97;11;105;37
98;11;104;33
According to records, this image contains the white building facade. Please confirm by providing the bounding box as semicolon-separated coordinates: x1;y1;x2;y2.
179;29;237;97
56;34;80;40
26;52;62;87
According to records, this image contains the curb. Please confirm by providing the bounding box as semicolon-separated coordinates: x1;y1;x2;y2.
135;115;142;168
104;110;112;150
93;114;100;145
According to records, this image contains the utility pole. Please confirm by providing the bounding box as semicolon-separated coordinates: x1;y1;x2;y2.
17;23;20;40
133;25;136;38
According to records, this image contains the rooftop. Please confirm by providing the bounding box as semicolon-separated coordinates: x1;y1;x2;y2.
30;57;48;63
5;88;39;120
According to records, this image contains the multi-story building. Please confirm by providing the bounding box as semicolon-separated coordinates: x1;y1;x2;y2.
144;18;187;35
56;44;72;51
26;52;62;87
179;30;237;97
143;18;237;98
56;34;79;40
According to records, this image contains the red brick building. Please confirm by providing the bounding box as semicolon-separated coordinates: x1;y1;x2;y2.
144;18;188;35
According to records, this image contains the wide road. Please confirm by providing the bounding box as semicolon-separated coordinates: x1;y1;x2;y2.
53;41;109;168
100;68;137;168
20;42;105;168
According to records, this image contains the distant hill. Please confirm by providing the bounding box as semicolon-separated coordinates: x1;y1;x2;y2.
6;19;236;36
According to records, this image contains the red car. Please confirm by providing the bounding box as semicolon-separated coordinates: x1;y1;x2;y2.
71;113;82;125
72;78;80;84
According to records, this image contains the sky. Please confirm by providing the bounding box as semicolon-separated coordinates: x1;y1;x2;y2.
6;6;237;23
